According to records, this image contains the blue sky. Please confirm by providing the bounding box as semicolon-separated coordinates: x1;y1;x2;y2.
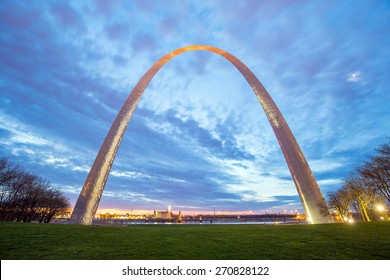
1;0;389;214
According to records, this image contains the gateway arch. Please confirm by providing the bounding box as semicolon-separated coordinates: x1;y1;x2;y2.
70;45;333;225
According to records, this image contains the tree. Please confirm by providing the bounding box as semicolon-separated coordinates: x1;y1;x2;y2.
327;188;352;222
0;157;70;223
37;188;70;223
344;174;381;222
358;141;390;203
327;139;390;222
0;166;36;221
0;158;18;185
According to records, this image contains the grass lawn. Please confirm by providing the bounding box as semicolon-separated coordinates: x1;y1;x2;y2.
1;222;389;260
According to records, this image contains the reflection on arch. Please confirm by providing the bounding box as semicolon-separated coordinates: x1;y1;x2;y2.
70;45;333;225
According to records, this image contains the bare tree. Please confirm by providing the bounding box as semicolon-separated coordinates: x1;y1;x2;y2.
327;140;390;222
327;188;352;222
0;157;70;223
39;189;70;223
344;174;380;222
0;158;22;215
0;169;36;221
0;158;17;184
358;141;390;203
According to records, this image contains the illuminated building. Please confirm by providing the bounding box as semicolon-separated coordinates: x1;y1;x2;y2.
153;205;172;219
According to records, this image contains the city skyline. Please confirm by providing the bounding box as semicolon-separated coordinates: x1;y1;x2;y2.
1;1;389;214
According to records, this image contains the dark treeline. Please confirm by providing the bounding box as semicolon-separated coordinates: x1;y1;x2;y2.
0;157;70;223
327;139;390;222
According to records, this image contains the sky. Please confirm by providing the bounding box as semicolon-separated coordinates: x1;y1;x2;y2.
1;0;389;215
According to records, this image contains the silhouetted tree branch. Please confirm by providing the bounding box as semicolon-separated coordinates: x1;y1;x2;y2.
0;157;70;223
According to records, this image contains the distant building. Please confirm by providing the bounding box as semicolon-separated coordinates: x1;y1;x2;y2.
177;211;183;223
153;205;172;219
99;212;118;219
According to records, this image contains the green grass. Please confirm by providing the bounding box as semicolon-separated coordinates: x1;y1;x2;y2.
1;222;389;259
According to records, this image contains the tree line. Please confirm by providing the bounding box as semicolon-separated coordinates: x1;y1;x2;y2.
0;157;70;223
327;139;390;222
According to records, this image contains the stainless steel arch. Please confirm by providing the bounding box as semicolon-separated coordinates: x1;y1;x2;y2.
70;45;333;225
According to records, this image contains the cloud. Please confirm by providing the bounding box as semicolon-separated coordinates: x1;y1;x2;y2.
0;112;58;148
106;23;128;40
0;2;41;29
110;170;153;180
50;2;85;30
0;111;93;181
94;0;117;16
131;33;158;54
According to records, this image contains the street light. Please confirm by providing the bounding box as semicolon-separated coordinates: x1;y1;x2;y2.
375;204;389;221
376;205;385;212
